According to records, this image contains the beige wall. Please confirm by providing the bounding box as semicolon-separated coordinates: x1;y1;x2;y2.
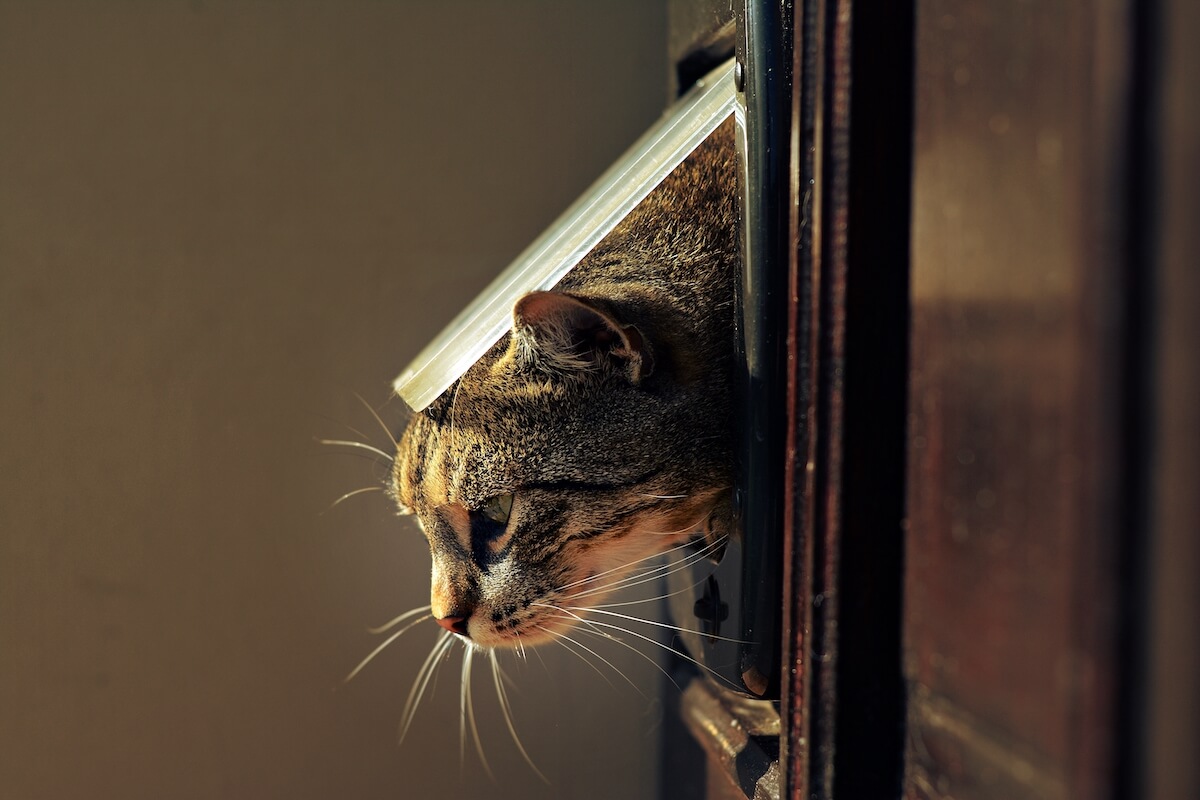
0;2;668;798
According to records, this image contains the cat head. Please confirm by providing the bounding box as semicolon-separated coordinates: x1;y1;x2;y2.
390;290;729;650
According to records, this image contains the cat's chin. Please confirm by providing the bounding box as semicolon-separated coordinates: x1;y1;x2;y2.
464;613;575;650
467;628;548;651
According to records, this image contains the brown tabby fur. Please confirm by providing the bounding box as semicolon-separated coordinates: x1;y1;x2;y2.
391;120;737;649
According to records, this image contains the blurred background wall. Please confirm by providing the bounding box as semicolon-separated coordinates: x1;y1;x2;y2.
0;2;670;798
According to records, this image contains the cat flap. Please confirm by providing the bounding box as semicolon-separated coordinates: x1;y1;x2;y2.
393;60;738;412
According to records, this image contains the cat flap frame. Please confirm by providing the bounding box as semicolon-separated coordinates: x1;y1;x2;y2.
393;60;738;411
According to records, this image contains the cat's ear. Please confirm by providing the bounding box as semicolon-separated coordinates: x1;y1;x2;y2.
512;291;652;384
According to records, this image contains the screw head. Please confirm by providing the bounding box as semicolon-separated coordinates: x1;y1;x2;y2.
734;60;746;92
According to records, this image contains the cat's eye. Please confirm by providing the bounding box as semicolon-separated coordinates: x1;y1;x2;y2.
479;493;513;526
470;494;513;553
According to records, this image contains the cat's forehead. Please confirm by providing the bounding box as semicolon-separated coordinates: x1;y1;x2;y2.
395;393;543;510
395;343;651;512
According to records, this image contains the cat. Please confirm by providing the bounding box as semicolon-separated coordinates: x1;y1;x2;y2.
389;119;738;651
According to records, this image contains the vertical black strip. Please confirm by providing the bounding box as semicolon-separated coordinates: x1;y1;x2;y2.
1117;0;1160;795
832;0;914;797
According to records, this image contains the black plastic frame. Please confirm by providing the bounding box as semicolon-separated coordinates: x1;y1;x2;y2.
667;0;793;701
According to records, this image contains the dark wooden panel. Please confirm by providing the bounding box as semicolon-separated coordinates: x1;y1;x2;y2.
904;0;1137;797
781;0;825;796
1145;0;1200;796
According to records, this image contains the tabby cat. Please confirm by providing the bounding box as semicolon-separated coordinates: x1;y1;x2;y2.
390;120;737;651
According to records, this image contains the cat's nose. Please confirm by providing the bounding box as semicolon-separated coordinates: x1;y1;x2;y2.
435;613;470;637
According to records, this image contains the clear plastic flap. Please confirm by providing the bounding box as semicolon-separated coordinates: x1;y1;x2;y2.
393;60;737;411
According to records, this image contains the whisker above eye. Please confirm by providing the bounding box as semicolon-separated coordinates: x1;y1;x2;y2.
324;485;385;513
338;421;379;449
315;437;395;463
353;391;399;449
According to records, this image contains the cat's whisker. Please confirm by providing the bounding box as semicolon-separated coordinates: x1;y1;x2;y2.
490;651;550;784
554;533;703;593
463;649;494;780
531;641;549;672
403;633;456;742
537;608;680;692
338;422;379;449
562;605;752;645
318;450;392;469
367;604;432;635
494;656;521;695
533;604;603;632
446;378;465;444
638;492;690;500
380;391;414;422
644;499;722;536
399;631;455;744
570;622;683;693
353;391;399;449
535;623;646;699
536;608;634;653
644;526;707;536
569;535;727;601
345;613;431;683
459;643;468;767
324;485;385;513
590;516;720;589
315;437;395;463
533;623;619;692
569;551;715;603
569;532;706;589
586;573;711;609
538;604;738;691
552;615;741;691
640;515;715;535
535;623;609;686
